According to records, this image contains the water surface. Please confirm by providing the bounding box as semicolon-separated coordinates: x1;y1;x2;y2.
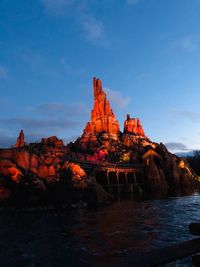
0;194;200;267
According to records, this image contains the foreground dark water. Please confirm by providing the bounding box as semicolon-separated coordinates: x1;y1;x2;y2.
0;193;200;267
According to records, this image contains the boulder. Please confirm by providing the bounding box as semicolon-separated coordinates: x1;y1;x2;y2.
48;165;56;176
6;167;22;182
0;159;22;182
41;136;64;146
30;154;41;169
0;149;13;160
145;157;168;195
64;162;90;189
38;165;49;178
13;149;30;170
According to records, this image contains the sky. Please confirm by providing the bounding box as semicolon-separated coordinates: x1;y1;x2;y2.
1;0;200;153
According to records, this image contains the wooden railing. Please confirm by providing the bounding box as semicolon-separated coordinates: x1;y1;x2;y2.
66;158;144;170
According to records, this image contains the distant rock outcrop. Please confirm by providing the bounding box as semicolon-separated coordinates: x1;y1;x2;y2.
124;114;146;137
15;130;25;148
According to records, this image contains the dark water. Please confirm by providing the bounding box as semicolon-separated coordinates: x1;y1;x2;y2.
0;193;200;267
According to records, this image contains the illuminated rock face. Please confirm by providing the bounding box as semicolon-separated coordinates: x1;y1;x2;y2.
0;77;195;203
41;136;64;147
83;77;120;140
15;130;25;148
124;114;145;136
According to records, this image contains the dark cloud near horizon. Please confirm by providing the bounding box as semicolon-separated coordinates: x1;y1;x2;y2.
172;109;200;122
0;117;81;147
33;102;89;117
1;117;80;130
165;142;189;152
0;100;89;148
0;132;16;148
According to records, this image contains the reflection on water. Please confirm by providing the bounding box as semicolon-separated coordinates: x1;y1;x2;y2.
0;193;200;266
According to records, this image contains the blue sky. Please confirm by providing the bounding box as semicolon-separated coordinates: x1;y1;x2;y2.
1;0;200;153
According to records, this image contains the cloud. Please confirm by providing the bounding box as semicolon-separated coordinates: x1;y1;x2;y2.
22;50;59;77
59;57;88;76
22;50;44;69
0;66;8;79
105;88;131;108
174;36;200;52
28;102;89;117
0;116;80;147
172;109;200;122
40;0;108;46
165;142;189;152
0;100;90;148
41;0;75;12
80;15;108;45
127;0;140;5
0;131;16;148
1;117;80;131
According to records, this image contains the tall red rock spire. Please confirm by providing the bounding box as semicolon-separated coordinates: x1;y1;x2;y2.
77;77;120;150
83;77;120;138
15;130;25;148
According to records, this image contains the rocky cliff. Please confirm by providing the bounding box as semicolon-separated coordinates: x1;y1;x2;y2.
0;77;196;205
71;77;195;196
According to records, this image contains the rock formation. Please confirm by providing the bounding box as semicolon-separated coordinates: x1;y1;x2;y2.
15;130;25;148
79;77;120;150
124;114;145;136
0;77;197;205
41;136;64;147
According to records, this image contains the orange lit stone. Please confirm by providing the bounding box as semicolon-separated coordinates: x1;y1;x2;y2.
124;114;145;136
7;167;22;182
83;77;120;138
15;130;25;148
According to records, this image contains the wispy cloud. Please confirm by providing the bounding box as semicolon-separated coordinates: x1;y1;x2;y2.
22;50;44;69
127;0;140;5
105;88;131;108
40;0;108;46
0;66;8;79
172;109;200;122
165;142;189;152
1;117;80;131
41;0;75;13
30;102;89;117
174;36;200;52
0;131;16;148
22;50;59;77
80;15;108;46
60;57;88;76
